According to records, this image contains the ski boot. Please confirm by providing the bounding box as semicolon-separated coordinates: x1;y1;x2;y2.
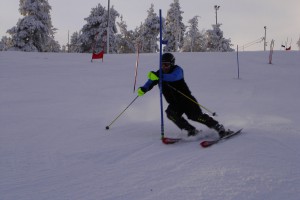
214;124;233;138
219;129;235;138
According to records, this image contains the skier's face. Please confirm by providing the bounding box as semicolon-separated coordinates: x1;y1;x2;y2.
162;63;171;73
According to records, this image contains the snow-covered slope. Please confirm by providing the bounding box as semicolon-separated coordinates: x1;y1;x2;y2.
1;51;299;200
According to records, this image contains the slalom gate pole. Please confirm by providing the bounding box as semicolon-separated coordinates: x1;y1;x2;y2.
105;96;139;130
159;9;165;139
269;39;275;64
166;84;217;116
133;45;140;93
237;45;240;79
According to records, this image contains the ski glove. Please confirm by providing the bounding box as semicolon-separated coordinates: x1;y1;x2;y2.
137;87;146;96
148;71;159;81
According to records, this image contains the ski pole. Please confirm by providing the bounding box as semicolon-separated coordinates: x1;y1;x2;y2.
105;96;139;130
167;84;217;116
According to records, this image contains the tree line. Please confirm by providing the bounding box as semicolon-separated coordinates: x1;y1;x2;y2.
0;0;236;53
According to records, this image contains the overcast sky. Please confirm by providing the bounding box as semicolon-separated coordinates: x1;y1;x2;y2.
0;0;299;51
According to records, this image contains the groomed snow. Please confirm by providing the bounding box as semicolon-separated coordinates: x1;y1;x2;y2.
1;50;299;200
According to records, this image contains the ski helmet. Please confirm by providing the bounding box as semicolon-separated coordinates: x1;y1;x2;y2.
162;53;175;66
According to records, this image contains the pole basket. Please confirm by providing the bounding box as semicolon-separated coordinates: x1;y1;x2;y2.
91;50;104;62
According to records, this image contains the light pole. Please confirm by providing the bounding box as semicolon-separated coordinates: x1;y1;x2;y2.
214;5;220;25
107;0;110;54
264;26;267;51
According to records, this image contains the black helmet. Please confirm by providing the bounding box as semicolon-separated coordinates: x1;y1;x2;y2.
162;53;175;66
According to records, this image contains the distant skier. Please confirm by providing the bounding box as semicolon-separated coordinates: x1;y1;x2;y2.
137;52;231;138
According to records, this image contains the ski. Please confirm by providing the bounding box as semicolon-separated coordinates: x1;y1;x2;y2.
162;130;205;144
162;137;182;144
200;129;243;148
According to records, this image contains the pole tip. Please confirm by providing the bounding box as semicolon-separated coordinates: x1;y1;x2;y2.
105;126;109;130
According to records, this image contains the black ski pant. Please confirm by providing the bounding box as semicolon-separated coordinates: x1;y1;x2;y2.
165;103;219;131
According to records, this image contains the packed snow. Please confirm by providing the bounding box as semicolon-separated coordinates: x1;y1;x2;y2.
0;50;299;200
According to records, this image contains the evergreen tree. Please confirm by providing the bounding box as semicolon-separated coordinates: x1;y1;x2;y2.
116;16;135;53
182;16;206;52
69;31;81;53
205;24;234;52
61;45;67;52
133;23;144;52
79;4;119;53
0;38;4;51
0;36;13;51
46;31;61;52
183;16;199;52
164;0;185;52
106;6;120;53
141;4;160;53
297;36;300;50
7;0;59;52
79;4;107;53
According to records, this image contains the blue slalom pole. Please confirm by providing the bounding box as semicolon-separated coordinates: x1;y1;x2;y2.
237;45;240;79
159;9;164;139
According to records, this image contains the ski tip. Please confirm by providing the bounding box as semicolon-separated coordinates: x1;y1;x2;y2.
234;128;243;135
200;128;244;148
200;140;216;148
162;137;181;144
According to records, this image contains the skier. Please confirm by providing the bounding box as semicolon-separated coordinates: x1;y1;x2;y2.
137;52;231;138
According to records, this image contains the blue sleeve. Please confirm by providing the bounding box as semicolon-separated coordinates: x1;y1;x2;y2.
141;79;158;92
143;79;154;90
140;66;183;93
162;66;183;82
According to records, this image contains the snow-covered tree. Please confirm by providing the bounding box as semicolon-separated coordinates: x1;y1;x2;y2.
106;6;120;53
69;31;81;53
183;16;199;52
46;34;61;52
297;36;300;50
0;39;4;51
141;4;160;53
79;4;119;53
182;16;206;52
205;24;234;52
61;45;67;52
116;16;135;53
0;36;13;51
7;0;59;52
132;23;144;52
79;4;107;53
163;0;185;52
